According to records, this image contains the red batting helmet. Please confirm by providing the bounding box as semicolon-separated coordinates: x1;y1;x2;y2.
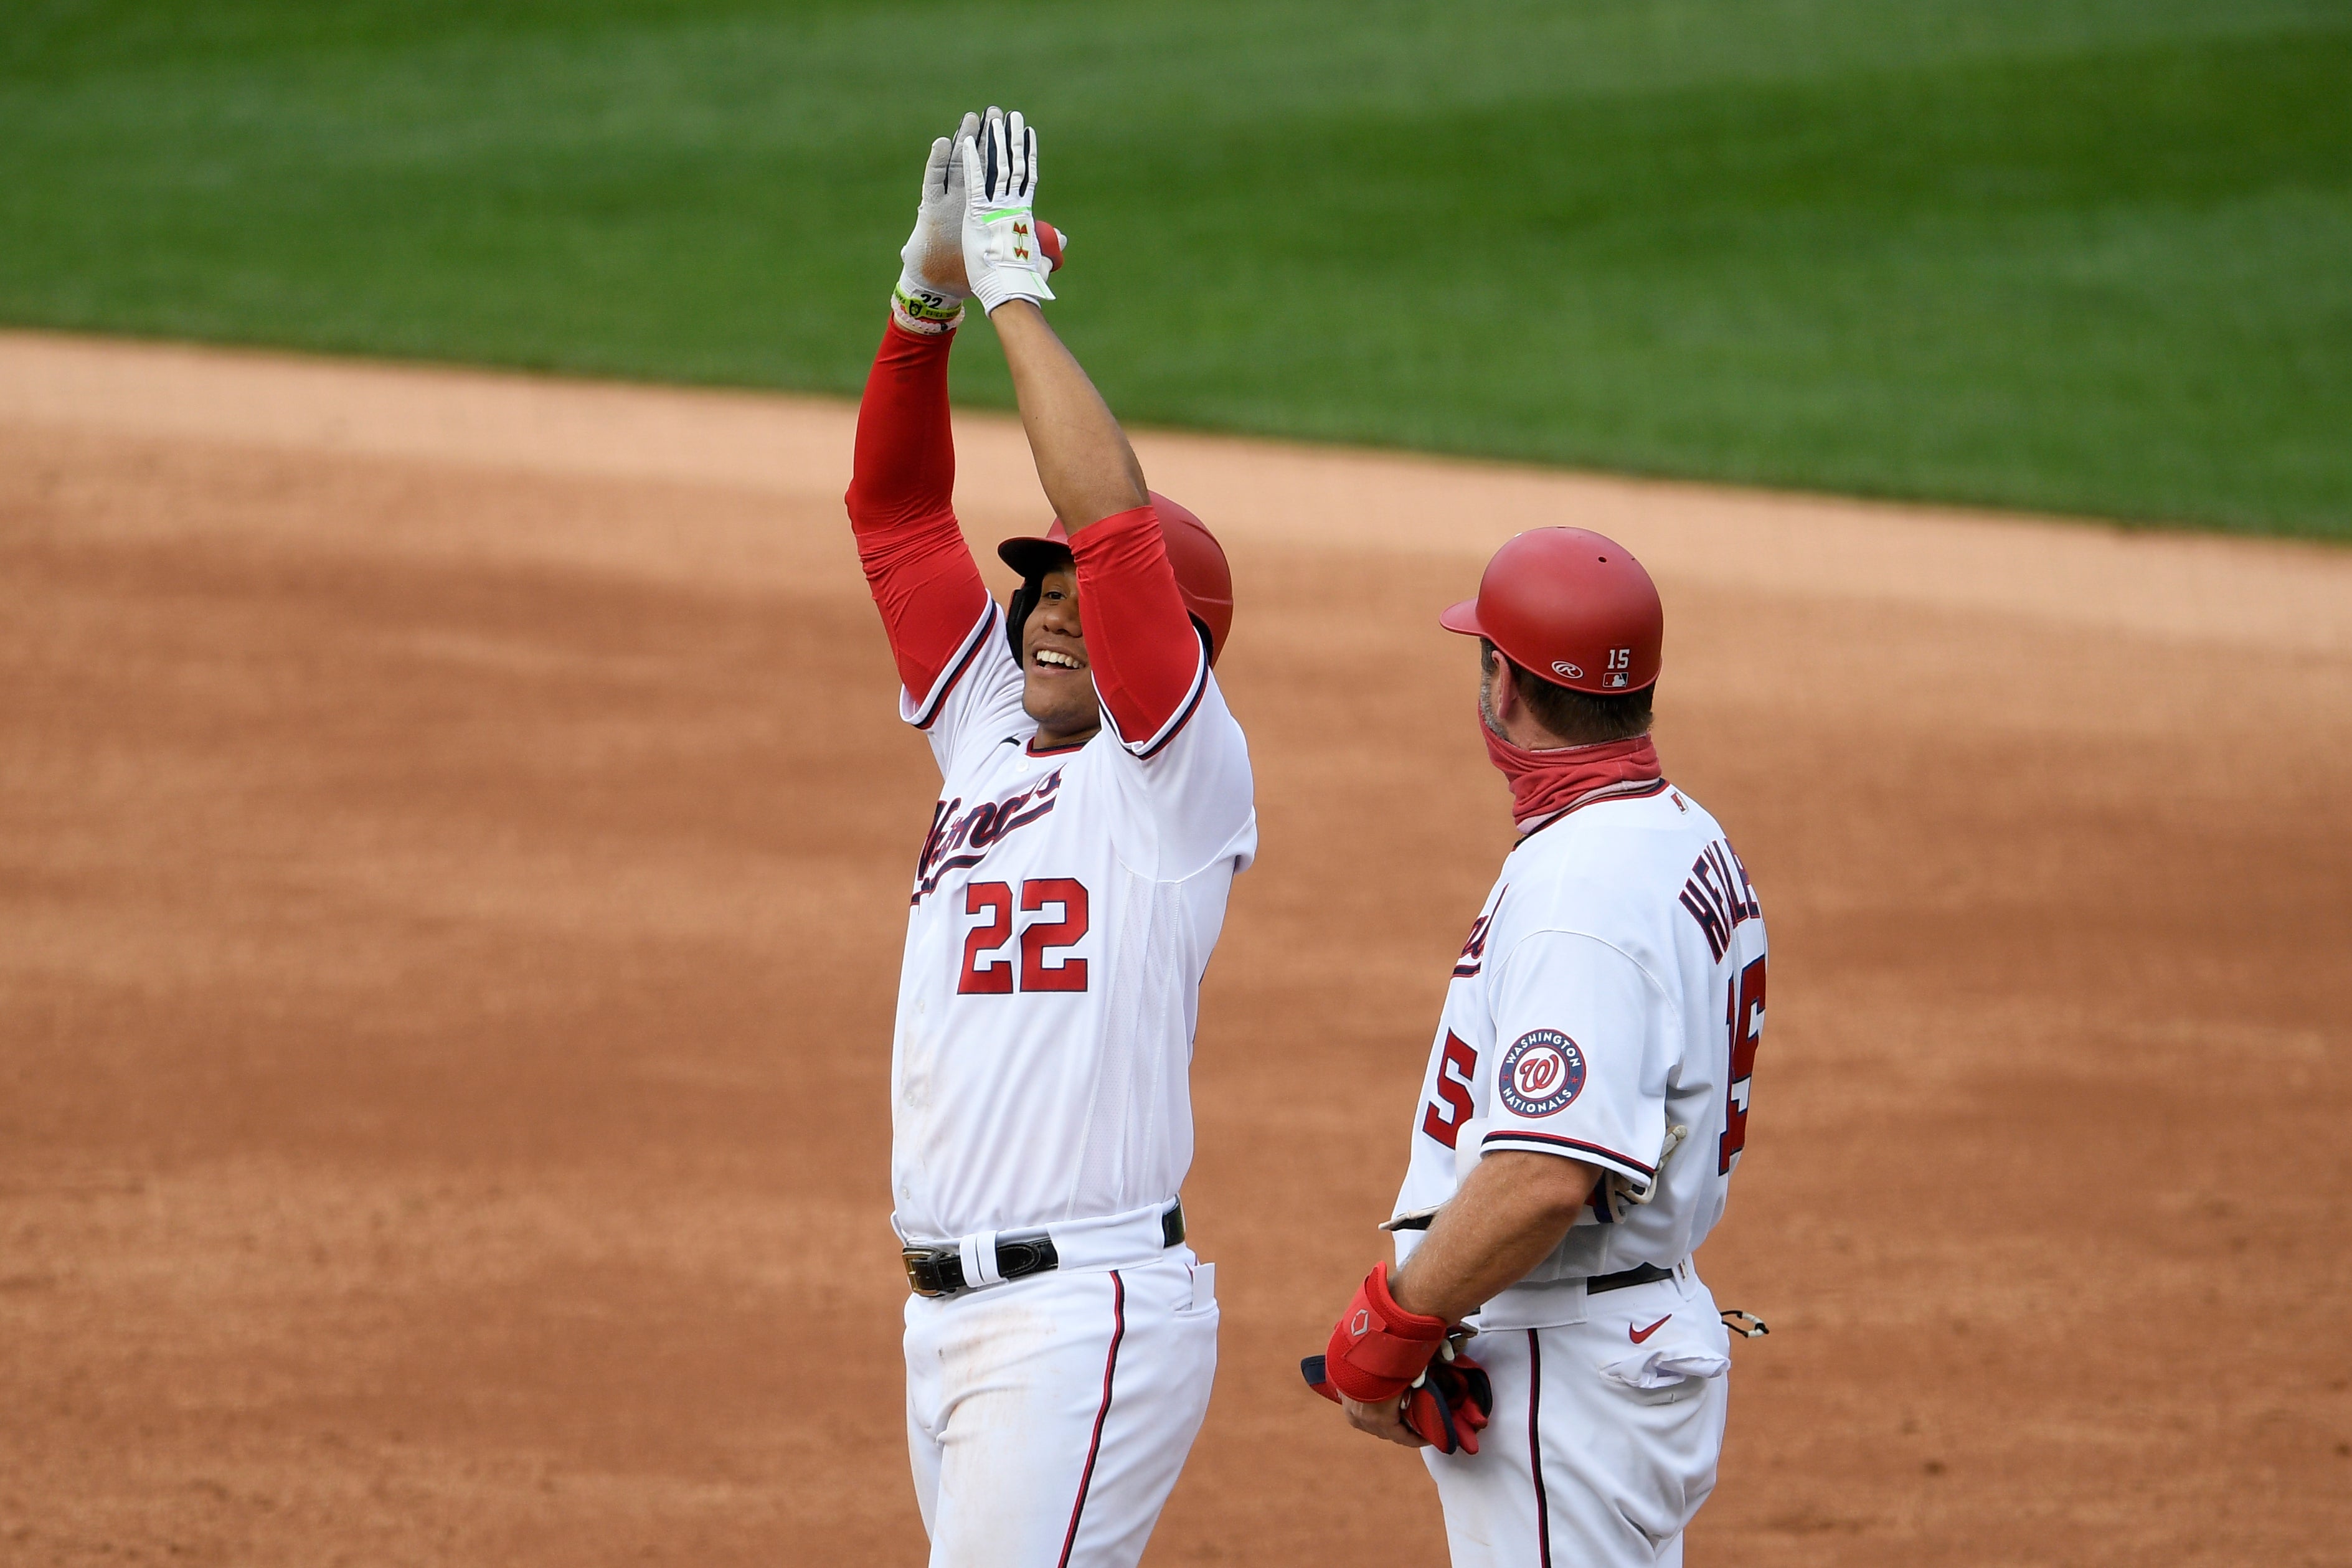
998;491;1234;665
1439;527;1662;693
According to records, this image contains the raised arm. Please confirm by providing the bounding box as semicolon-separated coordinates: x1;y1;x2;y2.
960;107;1205;747
843;125;992;700
845;321;991;699
956;108;1148;535
992;303;1147;532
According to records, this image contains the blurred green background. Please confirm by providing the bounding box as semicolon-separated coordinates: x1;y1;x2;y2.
4;1;2347;537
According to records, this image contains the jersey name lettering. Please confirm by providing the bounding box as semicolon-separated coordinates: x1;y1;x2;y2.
1676;838;1760;961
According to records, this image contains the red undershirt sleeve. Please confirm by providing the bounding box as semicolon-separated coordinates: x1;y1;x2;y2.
1067;504;1209;755
843;320;992;700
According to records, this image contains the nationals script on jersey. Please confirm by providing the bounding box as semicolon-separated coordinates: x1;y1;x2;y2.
1394;783;1767;1329
890;603;1255;1241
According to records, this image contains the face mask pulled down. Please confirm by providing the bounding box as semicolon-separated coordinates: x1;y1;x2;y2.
1480;718;1661;833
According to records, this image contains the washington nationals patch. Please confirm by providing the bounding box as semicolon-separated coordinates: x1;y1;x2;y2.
1497;1029;1586;1118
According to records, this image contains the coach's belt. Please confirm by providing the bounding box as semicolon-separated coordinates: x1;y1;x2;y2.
1585;1261;1677;1295
902;1198;1186;1299
1386;1213;1679;1298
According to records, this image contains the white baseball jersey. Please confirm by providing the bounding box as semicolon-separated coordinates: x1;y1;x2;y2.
1393;780;1767;1329
889;602;1257;1244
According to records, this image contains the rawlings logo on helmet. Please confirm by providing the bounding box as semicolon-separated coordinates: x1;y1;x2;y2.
1551;661;1583;679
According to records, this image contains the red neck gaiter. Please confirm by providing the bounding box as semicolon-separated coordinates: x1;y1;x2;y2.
1481;724;1663;833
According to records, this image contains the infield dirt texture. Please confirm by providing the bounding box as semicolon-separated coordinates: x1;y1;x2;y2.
4;331;2350;1564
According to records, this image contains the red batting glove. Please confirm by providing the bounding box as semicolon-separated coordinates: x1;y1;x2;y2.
1400;1349;1494;1455
1323;1262;1449;1403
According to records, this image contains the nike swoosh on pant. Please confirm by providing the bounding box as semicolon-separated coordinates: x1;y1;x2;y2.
1629;1315;1671;1344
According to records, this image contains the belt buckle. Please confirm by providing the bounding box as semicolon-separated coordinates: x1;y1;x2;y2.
904;1248;953;1298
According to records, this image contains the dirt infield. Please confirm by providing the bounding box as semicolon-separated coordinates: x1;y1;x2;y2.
4;329;2348;1567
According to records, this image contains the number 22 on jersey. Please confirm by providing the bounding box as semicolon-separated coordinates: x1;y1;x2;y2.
958;878;1090;994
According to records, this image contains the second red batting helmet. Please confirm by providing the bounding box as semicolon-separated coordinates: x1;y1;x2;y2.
1439;527;1663;692
999;491;1234;664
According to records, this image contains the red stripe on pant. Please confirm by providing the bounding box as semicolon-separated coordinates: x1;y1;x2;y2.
1529;1328;1552;1567
1056;1270;1127;1567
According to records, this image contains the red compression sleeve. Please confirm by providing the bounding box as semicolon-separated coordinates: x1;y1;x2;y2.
1067;504;1204;749
843;321;991;699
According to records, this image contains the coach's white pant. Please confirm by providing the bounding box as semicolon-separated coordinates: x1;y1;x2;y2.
1426;1269;1731;1567
904;1249;1217;1568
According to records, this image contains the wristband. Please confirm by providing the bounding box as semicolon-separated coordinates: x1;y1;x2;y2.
891;280;965;337
1321;1262;1449;1404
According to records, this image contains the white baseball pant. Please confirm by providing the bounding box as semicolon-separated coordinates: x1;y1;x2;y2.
1425;1268;1732;1567
904;1249;1217;1568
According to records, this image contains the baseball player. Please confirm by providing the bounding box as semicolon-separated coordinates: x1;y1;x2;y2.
1308;529;1767;1566
844;108;1255;1568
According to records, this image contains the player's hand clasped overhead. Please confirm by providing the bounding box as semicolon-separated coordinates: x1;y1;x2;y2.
895;109;1064;336
960;106;1056;314
892;111;983;335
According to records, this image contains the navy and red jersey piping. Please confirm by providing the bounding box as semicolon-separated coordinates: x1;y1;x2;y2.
1126;627;1212;761
1480;1127;1656;1181
1516;777;1671;841
908;603;999;731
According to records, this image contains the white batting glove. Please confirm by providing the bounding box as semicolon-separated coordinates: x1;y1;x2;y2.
892;112;981;336
960;106;1056;314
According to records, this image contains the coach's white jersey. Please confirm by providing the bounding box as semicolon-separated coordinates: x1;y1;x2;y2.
888;603;1256;1244
1393;781;1767;1329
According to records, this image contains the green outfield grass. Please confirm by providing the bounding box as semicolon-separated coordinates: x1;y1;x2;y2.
4;1;2347;537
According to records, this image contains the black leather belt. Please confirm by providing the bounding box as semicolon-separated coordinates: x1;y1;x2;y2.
1587;1262;1676;1294
903;1200;1186;1299
1386;1210;1678;1297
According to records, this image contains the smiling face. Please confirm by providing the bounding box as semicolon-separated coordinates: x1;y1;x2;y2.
1019;567;1102;747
